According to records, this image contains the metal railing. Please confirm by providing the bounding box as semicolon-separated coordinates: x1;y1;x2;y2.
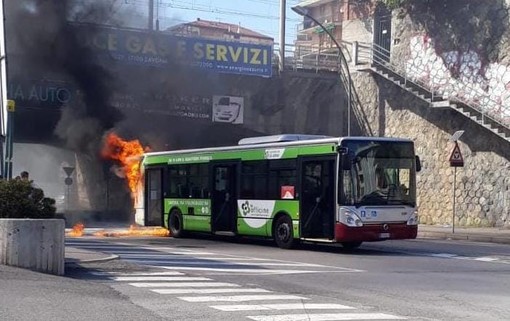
272;41;373;136
273;43;342;72
356;42;510;130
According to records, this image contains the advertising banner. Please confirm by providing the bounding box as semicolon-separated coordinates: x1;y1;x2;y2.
76;25;273;77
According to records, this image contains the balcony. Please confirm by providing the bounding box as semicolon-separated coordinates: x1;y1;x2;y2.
297;13;341;33
298;0;337;8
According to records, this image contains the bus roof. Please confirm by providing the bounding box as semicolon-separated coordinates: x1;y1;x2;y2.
144;136;413;158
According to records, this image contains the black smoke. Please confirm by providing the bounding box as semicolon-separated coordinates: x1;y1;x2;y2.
6;0;123;152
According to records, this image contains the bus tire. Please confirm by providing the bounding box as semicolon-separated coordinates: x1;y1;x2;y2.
341;241;362;250
168;210;185;238
273;215;295;249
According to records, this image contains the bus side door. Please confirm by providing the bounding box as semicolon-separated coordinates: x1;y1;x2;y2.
145;167;164;226
211;161;240;233
299;157;336;239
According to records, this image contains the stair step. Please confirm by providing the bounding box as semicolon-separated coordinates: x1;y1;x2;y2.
431;101;450;108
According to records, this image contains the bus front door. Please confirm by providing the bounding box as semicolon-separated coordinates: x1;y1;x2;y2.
300;158;335;239
211;163;238;233
145;168;163;226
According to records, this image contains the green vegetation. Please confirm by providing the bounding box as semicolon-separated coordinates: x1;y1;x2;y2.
379;0;409;10
0;179;56;219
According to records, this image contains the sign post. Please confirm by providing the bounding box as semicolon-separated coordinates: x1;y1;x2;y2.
449;139;464;233
4;100;14;179
63;166;75;212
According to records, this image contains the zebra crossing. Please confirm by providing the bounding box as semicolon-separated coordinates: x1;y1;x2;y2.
66;239;364;275
88;269;407;320
66;240;410;320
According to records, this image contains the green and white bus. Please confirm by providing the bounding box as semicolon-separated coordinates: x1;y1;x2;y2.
135;134;421;249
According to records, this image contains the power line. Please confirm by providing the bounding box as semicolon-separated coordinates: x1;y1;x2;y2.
156;0;301;22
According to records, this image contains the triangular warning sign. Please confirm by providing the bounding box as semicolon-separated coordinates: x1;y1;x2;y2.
282;191;294;199
449;143;464;167
63;166;75;177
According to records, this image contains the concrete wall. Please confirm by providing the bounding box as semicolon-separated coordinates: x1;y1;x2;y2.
0;219;65;275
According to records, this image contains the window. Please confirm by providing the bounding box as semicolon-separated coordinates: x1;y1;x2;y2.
268;160;297;199
168;164;209;199
189;164;210;198
168;165;188;198
241;160;268;199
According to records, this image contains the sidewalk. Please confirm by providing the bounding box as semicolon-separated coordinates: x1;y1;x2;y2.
64;224;510;265
417;224;510;245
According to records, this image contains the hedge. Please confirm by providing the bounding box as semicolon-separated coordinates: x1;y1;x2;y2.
0;179;56;219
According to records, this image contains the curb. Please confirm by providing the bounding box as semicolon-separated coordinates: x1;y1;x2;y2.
418;232;510;245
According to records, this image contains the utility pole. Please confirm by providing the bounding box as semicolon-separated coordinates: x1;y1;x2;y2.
148;0;154;31
279;0;286;73
0;0;8;177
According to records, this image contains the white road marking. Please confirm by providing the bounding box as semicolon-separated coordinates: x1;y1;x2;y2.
129;282;240;288
179;294;308;302
153;288;271;294
125;259;322;267
210;303;356;312
89;271;183;276
428;253;505;264
159;266;362;274
430;253;457;258
473;257;499;262
112;276;211;282
117;254;280;261
246;313;406;321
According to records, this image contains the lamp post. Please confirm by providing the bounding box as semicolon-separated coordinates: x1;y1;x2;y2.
292;5;352;136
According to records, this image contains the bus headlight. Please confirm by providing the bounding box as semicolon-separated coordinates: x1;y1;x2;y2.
407;210;418;226
338;209;363;227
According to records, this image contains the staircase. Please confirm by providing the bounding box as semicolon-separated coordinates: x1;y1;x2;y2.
356;42;510;142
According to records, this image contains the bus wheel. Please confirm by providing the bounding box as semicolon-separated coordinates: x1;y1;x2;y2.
341;241;362;250
274;215;295;249
168;210;184;238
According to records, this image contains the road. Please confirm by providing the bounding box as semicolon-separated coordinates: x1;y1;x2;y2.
61;234;510;321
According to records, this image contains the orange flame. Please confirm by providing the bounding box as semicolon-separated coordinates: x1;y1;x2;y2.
101;133;148;195
66;222;85;237
93;225;170;237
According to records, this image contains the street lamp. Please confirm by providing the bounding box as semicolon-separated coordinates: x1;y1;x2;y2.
292;5;352;136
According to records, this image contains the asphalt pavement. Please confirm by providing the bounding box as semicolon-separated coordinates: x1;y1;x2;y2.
64;224;510;264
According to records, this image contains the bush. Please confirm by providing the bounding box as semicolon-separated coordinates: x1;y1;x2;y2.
0;179;56;219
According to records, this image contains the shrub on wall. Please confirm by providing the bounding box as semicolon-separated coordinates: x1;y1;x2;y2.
0;179;56;219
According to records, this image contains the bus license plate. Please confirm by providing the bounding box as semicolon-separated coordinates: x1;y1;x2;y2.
379;233;390;238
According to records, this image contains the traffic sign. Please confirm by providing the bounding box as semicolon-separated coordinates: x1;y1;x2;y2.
281;186;295;199
65;177;73;186
7;100;15;112
449;142;464;167
63;166;75;177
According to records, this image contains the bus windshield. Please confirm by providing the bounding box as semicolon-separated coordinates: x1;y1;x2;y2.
340;140;417;207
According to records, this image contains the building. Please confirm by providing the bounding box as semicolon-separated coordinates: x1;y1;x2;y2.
167;18;274;46
294;0;375;70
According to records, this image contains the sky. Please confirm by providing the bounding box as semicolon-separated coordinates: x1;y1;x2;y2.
120;0;303;48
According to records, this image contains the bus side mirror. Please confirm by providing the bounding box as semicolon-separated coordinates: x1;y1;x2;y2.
415;156;422;172
337;147;351;170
